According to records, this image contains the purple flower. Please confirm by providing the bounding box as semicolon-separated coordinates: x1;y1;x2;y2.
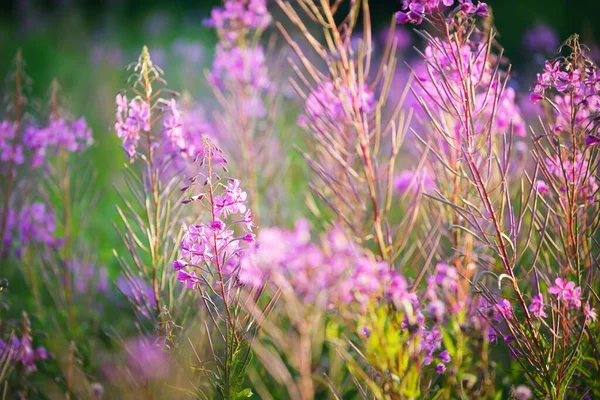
435;363;446;374
495;299;513;320
209;45;270;118
584;301;597;323
535;180;549;194
394;168;437;195
548;277;582;309
585;135;600;146
523;23;559;54
115;96;150;160
438;350;451;363
300;80;375;135
529;293;547;319
378;26;412;51
207;0;271;43
395;1;488;25
513;385;533;400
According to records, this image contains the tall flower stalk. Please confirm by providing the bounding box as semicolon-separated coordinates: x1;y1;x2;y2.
276;0;414;263
113;46;185;330
174;136;258;399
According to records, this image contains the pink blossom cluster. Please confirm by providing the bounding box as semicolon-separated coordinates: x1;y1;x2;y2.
0;335;49;375
1;117;92;167
531;60;600;145
0;121;24;164
160;100;215;175
396;0;488;25
523;23;559;54
205;0;271;43
239;221;418;311
299;80;376;136
1;203;61;257
22;118;93;166
174;143;256;289
208;45;271;117
68;261;109;295
413;39;525;137
115;94;150;160
394;168;437;195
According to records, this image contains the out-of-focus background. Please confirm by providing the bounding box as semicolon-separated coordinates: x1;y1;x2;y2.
0;0;598;270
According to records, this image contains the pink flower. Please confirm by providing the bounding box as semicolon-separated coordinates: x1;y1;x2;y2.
548;277;582;309
529;293;547;319
584;302;597;323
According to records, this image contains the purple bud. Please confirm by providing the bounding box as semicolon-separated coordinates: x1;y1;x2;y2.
173;259;187;271
585;135;600;146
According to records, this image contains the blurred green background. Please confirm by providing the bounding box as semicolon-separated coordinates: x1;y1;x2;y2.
0;0;598;269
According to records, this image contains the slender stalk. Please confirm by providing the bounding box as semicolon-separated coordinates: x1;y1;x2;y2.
0;51;24;259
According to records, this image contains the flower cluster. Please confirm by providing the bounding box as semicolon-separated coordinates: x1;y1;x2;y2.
174;140;255;290
299;80;376;136
240;221;413;310
531;58;600;142
205;0;271;43
0;121;24;164
523;23;559;54
114;94;150;159
23;118;93;166
69;261;109;295
0;334;49;375
394;168;437;195
1;117;92;167
1;203;61;257
396;0;488;25
160;100;215;175
208;45;271;117
413;39;525;137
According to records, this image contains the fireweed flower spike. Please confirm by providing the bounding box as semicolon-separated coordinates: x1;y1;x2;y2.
175;137;255;291
174;135;257;399
113;47;186;330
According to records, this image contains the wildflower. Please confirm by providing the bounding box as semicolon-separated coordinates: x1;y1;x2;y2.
0;335;49;374
512;385;533;400
435;363;446;374
584;301;597;323
68;261;109;295
585;135;600;146
378;26;412;51
300;80;375;135
172;259;186;271
90;383;105;398
394;168;437;195
535;180;549;194
208;45;270;117
523;23;559;54
495;299;513;320
529;293;548;319
115;95;150;159
438;350;451;363
427;300;446;322
177;269;201;289
548;277;582;309
206;0;271;43
396;1;488;26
